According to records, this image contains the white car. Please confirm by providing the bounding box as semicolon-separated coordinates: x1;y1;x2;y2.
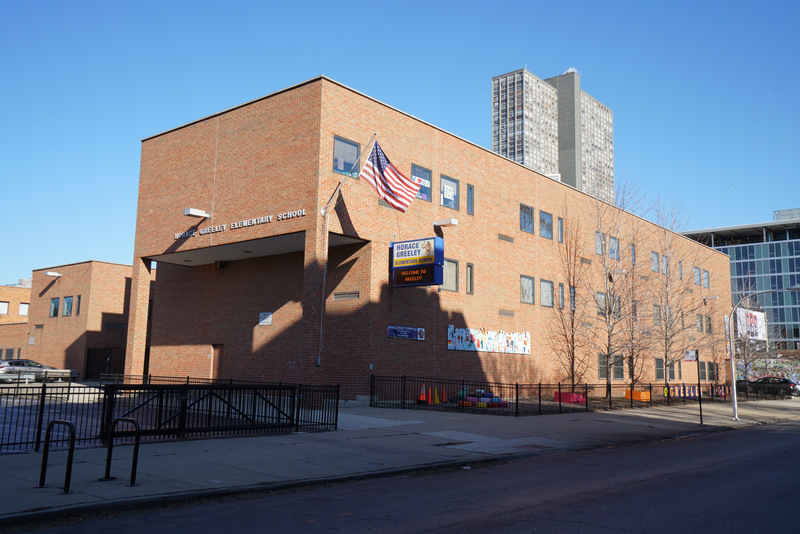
0;359;75;382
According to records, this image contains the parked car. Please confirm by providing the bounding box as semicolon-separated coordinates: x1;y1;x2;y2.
748;377;799;397
0;359;75;383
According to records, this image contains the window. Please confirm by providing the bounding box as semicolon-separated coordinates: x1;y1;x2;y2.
597;292;607;317
466;184;474;215
570;285;576;310
679;261;683;280
49;298;59;318
705;315;712;334
19;303;29;316
598;354;608;380
694;267;702;286
440;175;459;210
0;302;7;315
442;259;458;291
609;236;619;260
631;244;636;265
63;296;74;317
557;217;564;243
411;164;432;202
595;232;606;255
702;270;710;288
651;252;660;273
699;361;707;381
540;211;553;239
653;304;662;326
559;283;565;309
333;136;359;176
696;314;703;332
541;280;554;307
612;355;624;380
662;255;669;276
520;204;534;233
520;275;535;304
655;358;677;381
632;301;638;322
466;263;474;294
708;362;717;381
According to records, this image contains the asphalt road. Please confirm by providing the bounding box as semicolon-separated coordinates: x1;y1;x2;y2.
17;419;800;533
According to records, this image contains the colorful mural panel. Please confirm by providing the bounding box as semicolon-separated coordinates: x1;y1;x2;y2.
447;325;530;354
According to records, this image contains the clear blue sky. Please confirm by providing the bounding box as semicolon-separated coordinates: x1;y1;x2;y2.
1;0;798;285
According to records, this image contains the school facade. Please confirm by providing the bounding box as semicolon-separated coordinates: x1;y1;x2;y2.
126;76;731;400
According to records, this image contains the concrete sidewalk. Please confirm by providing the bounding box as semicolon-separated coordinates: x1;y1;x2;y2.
1;399;798;525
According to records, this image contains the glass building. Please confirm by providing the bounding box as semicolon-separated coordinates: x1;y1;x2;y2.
684;211;800;351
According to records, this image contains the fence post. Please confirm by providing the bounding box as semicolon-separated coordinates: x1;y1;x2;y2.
585;383;589;412
538;383;542;415
514;383;519;417
557;383;563;414
178;386;188;438
649;383;653;406
370;374;374;407
34;382;48;452
630;381;634;408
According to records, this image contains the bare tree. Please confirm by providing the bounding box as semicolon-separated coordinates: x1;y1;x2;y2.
648;197;711;386
546;202;591;391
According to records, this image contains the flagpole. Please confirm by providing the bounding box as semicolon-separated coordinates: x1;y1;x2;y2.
316;132;377;367
320;133;377;217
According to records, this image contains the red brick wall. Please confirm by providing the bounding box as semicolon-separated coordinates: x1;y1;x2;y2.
130;77;732;398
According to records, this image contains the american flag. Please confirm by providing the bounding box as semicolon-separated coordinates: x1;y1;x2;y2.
358;141;420;213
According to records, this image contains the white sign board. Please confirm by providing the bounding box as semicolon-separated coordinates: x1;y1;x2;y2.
735;308;766;340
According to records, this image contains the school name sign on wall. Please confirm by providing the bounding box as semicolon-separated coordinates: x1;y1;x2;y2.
174;208;307;240
389;237;444;287
447;325;530;354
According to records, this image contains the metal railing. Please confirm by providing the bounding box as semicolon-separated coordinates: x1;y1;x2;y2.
1;377;339;453
370;375;788;416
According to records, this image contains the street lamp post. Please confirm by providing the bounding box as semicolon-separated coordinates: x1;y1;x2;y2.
728;285;800;420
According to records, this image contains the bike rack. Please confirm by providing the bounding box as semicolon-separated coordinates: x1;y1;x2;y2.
98;417;141;486
35;420;76;494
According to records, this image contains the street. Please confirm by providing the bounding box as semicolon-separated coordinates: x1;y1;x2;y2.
13;418;799;533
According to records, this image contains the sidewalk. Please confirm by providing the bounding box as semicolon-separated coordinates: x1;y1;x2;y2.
1;399;797;525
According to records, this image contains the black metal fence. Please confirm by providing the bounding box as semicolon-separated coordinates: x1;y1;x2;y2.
1;377;339;453
370;375;794;416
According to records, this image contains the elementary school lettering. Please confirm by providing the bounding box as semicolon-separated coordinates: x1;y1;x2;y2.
174;209;306;240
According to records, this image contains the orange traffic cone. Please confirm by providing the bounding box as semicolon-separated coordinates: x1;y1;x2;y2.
427;385;433;404
441;387;446;403
419;384;427;404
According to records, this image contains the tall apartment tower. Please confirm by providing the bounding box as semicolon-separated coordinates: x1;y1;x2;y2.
491;68;614;204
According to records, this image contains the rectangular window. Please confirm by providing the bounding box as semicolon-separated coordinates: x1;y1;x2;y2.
699;361;707;380
466;263;474;294
597;292;607;317
595;232;606;255
696;314;703;332
609;236;619;260
651;252;660;273
520;204;534;233
466;184;474;215
631;244;636;265
333;136;359;176
411;164;432;202
570;285;576;310
440;175;459;210
705;315;712;334
540;211;553;239
679;261;683;280
442;259;458;292
557;217;564;243
708;362;717;381
541;280;554;307
49;298;60;318
653;304;662;326
662;255;669;276
613;355;624;380
62;296;74;317
559;283;565;309
598;354;608;380
0;301;7;315
20;303;29;316
694;267;702;286
520;275;535;304
702;270;710;288
655;357;665;380
632;301;638;322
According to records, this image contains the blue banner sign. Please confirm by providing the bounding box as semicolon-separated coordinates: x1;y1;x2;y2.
388;325;425;341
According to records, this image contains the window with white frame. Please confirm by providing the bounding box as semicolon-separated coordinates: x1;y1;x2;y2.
651;252;660;273
0;302;8;315
520;275;535;304
442;259;458;291
440;175;459;210
540;280;554;307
